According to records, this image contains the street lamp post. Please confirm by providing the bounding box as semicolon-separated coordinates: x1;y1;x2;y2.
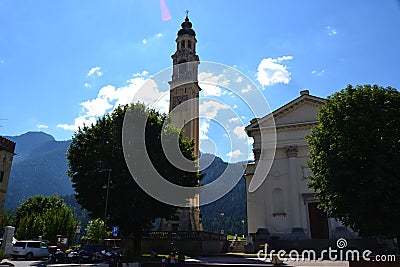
102;169;112;246
220;212;225;234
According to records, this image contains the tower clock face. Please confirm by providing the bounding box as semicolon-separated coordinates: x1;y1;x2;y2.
172;95;189;107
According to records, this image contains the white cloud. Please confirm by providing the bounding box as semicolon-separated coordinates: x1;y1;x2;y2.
58;115;97;131
311;70;325;77
233;126;247;139
199;121;210;140
232;104;238;109
199;72;230;97
200;101;229;119
248;152;255;161
198;100;230;143
226;149;243;158
248;138;254;146
241;84;252;94
228;117;239;123
84;82;92;88
87;66;103;77
81;96;113;117
0;59;4;64
326;26;337;36
256;56;293;87
36;124;48;129
142;33;163;45
58;71;170;132
235;76;243;83
133;70;149;77
201;84;222;96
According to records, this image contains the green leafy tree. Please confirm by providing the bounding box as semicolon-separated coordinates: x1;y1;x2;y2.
0;210;16;233
307;84;400;238
67;103;199;255
82;219;110;242
15;195;78;243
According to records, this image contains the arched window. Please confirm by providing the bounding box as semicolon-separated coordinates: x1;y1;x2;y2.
272;188;285;215
188;40;192;49
181;40;185;48
177;42;179;50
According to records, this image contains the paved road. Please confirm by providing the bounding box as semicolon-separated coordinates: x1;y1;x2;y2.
192;256;348;266
1;259;110;267
1;259;47;267
2;257;349;267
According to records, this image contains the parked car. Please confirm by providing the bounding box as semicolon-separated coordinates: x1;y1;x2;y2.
11;241;50;260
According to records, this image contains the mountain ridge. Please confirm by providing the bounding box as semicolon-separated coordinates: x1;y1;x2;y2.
4;131;247;235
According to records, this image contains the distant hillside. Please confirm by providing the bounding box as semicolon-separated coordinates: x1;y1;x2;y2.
199;153;247;235
4;132;247;235
4;132;74;209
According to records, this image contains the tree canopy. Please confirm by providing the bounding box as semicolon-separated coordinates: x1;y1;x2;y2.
82;218;110;242
306;84;400;237
67;103;199;253
15;195;78;243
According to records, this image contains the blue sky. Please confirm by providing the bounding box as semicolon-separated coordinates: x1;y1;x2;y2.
1;0;400;162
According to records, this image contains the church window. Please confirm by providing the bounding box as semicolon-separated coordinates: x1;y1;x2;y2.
272;188;285;216
181;40;185;48
0;171;4;183
185;88;186;93
188;40;192;49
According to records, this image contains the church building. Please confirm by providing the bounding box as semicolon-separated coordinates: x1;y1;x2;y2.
156;13;201;232
169;12;201;156
245;90;355;240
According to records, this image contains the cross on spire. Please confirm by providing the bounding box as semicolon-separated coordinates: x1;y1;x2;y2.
185;10;189;18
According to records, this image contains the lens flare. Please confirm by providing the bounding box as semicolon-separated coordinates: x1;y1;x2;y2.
160;0;171;21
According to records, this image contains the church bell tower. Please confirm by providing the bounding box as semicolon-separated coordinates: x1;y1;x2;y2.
168;12;201;231
169;12;201;157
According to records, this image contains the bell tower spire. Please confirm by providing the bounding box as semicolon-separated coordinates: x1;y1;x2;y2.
169;12;201;158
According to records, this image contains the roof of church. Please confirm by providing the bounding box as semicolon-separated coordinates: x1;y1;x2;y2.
245;90;326;133
178;15;196;37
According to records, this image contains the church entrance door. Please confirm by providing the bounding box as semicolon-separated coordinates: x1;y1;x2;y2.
308;202;329;239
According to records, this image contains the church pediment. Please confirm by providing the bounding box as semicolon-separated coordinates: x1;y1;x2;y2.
273;98;324;127
246;92;325;134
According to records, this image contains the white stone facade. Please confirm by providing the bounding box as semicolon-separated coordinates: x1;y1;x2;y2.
245;90;354;240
